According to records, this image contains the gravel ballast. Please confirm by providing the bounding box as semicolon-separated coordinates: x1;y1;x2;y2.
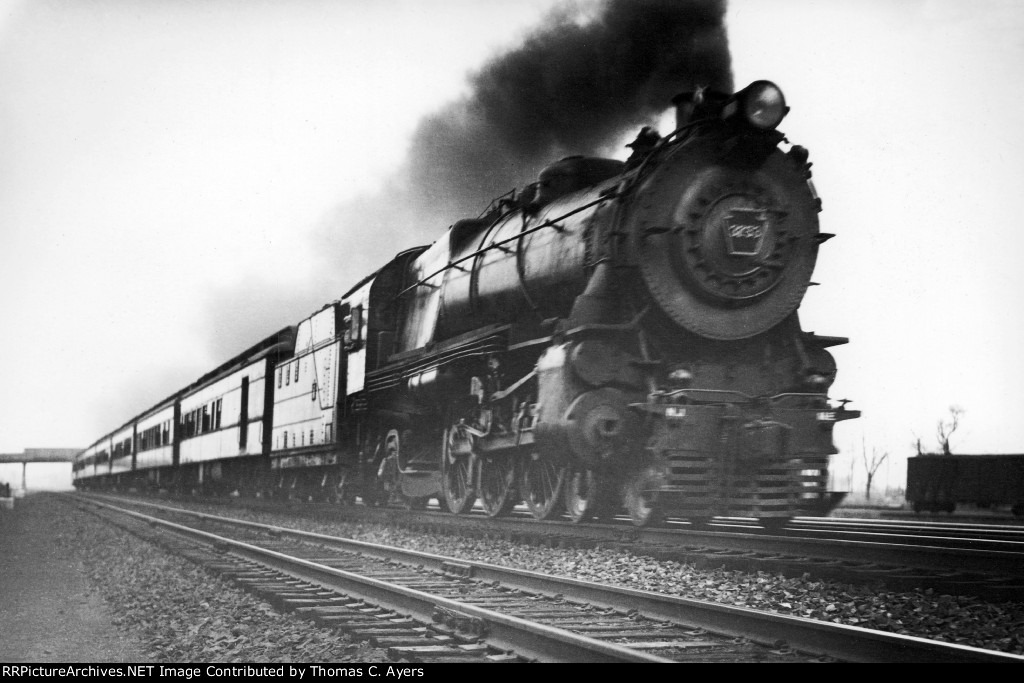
17;493;1023;660
3;494;389;663
154;499;1024;656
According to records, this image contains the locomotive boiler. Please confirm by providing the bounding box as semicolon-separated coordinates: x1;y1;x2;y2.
73;80;858;527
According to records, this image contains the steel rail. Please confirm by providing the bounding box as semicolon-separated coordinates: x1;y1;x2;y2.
89;492;1024;576
790;516;1024;539
334;503;1024;576
80;494;1024;663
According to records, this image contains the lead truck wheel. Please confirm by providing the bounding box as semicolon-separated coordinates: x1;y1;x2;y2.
622;466;663;527
564;466;614;523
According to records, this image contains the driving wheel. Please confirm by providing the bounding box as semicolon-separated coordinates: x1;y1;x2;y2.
442;424;476;514
521;451;566;520
478;455;518;518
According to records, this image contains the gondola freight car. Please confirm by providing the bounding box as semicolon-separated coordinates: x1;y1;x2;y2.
907;454;1024;516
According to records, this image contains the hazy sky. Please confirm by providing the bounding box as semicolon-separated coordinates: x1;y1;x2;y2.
2;0;1022;492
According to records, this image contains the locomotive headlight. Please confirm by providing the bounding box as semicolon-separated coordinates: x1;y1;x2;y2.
726;80;789;130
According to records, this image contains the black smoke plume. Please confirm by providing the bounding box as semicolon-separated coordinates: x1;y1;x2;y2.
317;0;732;291
96;1;733;439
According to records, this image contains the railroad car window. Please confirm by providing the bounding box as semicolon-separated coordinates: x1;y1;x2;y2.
309;429;314;445
351;306;362;342
277;368;282;388
283;431;288;449
311;381;317;401
344;305;363;349
286;363;291;386
215;399;222;430
294;361;299;382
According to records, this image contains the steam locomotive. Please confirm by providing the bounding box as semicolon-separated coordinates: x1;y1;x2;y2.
73;80;858;526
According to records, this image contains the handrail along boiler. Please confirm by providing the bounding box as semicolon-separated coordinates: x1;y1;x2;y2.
73;81;858;527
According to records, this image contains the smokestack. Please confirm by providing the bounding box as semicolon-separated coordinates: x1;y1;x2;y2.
672;88;731;129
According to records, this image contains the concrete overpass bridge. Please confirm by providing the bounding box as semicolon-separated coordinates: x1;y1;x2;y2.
0;448;81;495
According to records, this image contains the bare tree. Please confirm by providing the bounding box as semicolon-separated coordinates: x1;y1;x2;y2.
911;434;925;457
936;405;965;456
862;439;889;501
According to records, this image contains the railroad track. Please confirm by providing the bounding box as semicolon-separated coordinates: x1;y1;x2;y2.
839;508;1024;526
161;493;1024;598
75;494;1022;663
88;492;1024;600
785;516;1024;544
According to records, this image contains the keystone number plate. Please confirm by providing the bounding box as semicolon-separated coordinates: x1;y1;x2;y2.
723;208;769;256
